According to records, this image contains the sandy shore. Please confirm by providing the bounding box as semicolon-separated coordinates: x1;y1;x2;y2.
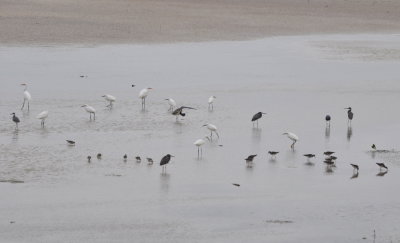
1;0;400;45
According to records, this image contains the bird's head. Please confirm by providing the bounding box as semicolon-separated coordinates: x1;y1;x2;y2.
202;124;208;127
167;154;174;157
261;112;267;115
81;104;88;107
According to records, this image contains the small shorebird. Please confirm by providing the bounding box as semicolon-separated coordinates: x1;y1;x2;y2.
66;140;75;146
268;151;279;159
87;156;91;163
123;154;127;161
350;164;359;172
282;132;298;149
147;158;154;165
324;151;335;156
303;154;315;159
376;163;388;171
97;153;102;159
245;154;257;166
136;156;141;163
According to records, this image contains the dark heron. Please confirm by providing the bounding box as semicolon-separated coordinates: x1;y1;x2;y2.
324;151;335;156
87;156;91;163
376;163;388;171
324;160;335;167
268;151;279;158
303;154;315;159
66;140;75;145
327;155;337;160
97;153;102;159
325;115;331;127
11;113;20;129
245;154;257;165
147;158;154;165
172;106;196;121
136;156;141;163
123;154;127;161
350;164;359;172
251;112;266;127
345;107;353;125
160;154;174;173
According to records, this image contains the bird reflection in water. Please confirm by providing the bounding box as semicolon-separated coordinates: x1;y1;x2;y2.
325;126;330;139
350;172;359;179
159;172;170;193
376;171;388;177
347;126;352;141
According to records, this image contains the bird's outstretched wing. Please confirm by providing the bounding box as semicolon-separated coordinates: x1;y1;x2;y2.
180;106;196;110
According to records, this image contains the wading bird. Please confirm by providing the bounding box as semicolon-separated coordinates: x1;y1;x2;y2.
102;94;116;107
245;154;257;166
303;154;315;159
268;151;279;159
172;106;196;121
350;164;359;173
66;140;75;145
165;98;176;111
36;111;48;128
376;163;388;171
87;156;91;163
208;96;216;110
81;104;96;120
136;156;141;163
139;88;152;109
251;112;266;127
160;154;174;173
324;151;335;156
282;132;298;149
97;153;102;159
345;107;353;125
325;115;331;127
147;158;154;165
194;136;210;158
202;123;219;140
20;83;31;111
11;113;20;129
123;154;127;161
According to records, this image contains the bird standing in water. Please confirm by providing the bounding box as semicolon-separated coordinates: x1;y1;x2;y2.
102;94;116;107
251;112;266;127
282;132;299;149
345;107;353;125
11;113;20;130
160;154;174;173
81;105;96;120
20;83;32;111
139;88;152;110
208;96;216;110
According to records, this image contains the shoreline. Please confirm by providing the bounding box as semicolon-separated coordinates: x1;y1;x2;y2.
1;0;400;45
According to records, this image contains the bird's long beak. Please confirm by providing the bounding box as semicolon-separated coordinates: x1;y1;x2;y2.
165;98;169;100
81;105;85;107
170;155;175;157
282;133;287;135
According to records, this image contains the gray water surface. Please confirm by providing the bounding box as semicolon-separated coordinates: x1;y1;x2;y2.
1;34;400;242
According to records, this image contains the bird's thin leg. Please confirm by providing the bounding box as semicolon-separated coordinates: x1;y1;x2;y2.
257;120;259;128
28;101;30;111
197;147;200;158
215;131;220;139
212;104;214;110
94;113;96;120
201;147;203;157
210;131;213;140
21;99;25;110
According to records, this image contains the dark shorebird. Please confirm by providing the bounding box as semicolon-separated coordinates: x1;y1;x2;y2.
245;155;257;166
303;154;315;159
123;154;127;161
146;158;154;165
251;112;266;127
268;151;279;158
66;140;75;146
172;106;196;121
327;155;337;160
232;183;240;187
97;153;102;159
160;154;174;173
325;115;331;127
371;144;376;150
350;164;359;172
324;151;335;156
136;156;141;163
87;156;91;163
324;160;335;167
11;113;20;129
345;107;353;125
376;163;388;171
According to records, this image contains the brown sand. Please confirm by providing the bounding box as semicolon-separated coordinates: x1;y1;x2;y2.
1;0;400;45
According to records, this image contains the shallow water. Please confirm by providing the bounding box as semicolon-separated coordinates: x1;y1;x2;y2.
1;34;400;242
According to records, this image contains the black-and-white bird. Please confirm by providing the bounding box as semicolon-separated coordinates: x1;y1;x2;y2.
324;151;335;156
245;154;257;165
97;153;102;159
350;164;359;172
371;144;376;151
327;155;337;160
325;115;331;127
345;107;353;125
11;113;20;129
136;156;141;163
165;98;176;111
87;156;91;163
160;154;174;173
251;112;266;127
202;123;219;140
146;158;154;165
268;151;279;158
123;154;127;161
81;104;96;120
303;154;315;159
376;163;388;171
66;140;75;146
172;106;196;121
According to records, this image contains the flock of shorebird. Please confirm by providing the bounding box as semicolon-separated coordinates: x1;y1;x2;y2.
10;83;390;175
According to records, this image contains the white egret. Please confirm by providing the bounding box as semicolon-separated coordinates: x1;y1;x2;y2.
102;94;116;107
165;98;176;111
11;113;20;129
20;83;32;111
139;87;152;109
282;132;299;149
202;123;219;139
81;104;96;120
208;96;216;110
36;110;49;127
194;136;210;158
